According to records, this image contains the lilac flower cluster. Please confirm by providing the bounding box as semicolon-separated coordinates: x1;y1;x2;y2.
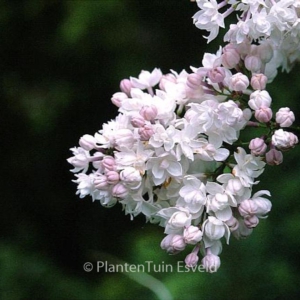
68;0;299;272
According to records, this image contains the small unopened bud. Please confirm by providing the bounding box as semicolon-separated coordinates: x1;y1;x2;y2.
161;234;186;254
222;45;240;69
139;105;158;121
106;171;120;185
183;225;203;244
225;216;239;231
207;67;226;83
255;107;272;123
228;72;249;92
245;55;262;73
238;199;258;217
186;73;202;90
201;253;221;273
159;73;176;90
272;129;298;150
185;252;199;268
265;148;283;165
131;116;145;128
112;183;128;198
249;137;267;155
276;107;295;127
79;134;96;151
102;156;116;171
251;74;268;90
120;79;133;95
138;124;155;141
111;92;128;108
94;174;108;190
244;215;259;228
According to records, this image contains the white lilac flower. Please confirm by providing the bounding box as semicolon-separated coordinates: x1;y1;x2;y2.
130;68;163;90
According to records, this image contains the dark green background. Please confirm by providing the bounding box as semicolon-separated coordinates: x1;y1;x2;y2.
1;1;300;299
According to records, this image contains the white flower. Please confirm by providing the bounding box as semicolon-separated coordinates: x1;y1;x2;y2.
272;129;298;150
146;152;182;186
130;68;162;89
183;225;203;244
179;175;207;206
120;167;142;189
67;147;91;173
149;124;177;151
203;216;230;245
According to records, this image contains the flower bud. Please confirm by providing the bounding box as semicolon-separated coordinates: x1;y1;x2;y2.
272;129;298;150
201;253;221;273
111;92;128;108
159;73;176;90
161;234;186;254
244;215;259;228
228;72;249;92
256;42;273;63
186;73;202;90
112;183;128;198
102;156;116;171
207;67;226;83
232;219;253;239
238;199;258;217
255;107;272;123
225;216;239;231
183;225;203;244
106;171;120;185
138;124;155;141
249;138;267;155
248;90;272;110
244;55;262;73
120;79;133;95
222;45;240;69
252;198;272;215
79;134;96;151
94;174;108;190
131;116;145;128
120;167;142;189
265;148;283;165
251;74;268;90
276;107;295;127
139;105;158;121
185;252;199;268
226;178;245;196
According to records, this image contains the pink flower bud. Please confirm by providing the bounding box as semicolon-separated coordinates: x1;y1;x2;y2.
139;105;158;121
201;253;220;273
120;79;133;95
138;124;155;141
225;216;239;231
249;138;267;155
251;74;268;90
161;234;186;254
131;116;145;128
265;148;283;165
183;226;203;244
185;252;199;268
112;183;128;198
255;107;272;123
244;55;262;73
248;90;272;110
238;199;258;217
207;67;226;83
276;107;295;127
228;72;249;92
222;45;240;69
94;174;108;190
111;92;128;108
244;215;259;228
102;156;116;171
106;171;120;185
79;134;96;151
186;73;202;90
159;73;176;90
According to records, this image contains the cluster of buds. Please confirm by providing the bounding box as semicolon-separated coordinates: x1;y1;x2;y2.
68;0;299;272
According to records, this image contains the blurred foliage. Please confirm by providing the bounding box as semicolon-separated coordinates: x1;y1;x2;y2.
1;0;300;299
